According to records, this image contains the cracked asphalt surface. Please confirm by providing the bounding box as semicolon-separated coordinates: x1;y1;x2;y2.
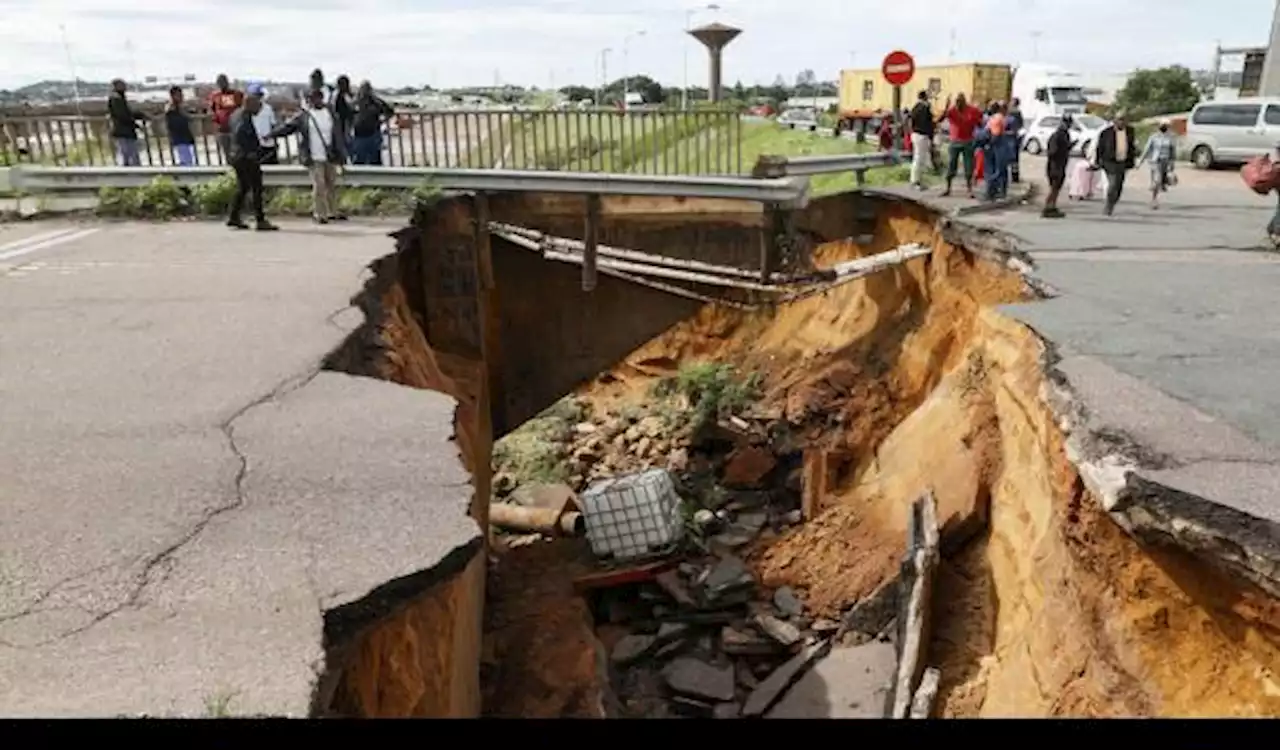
959;158;1280;524
0;220;479;717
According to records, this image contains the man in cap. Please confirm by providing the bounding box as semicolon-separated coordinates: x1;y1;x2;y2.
225;88;277;231
247;83;281;164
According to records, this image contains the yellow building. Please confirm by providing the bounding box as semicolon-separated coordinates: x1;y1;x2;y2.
838;62;1012;122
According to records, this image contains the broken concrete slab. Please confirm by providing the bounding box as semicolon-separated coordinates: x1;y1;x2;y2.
612;634;659;666
887;492;940;719
752;613;802;647
662;657;737;703
766;641;897;719
740;638;832;717
909;667;941;719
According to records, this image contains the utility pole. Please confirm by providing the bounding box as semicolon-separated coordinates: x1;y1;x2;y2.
124;38;138;87
949;28;958;61
1030;31;1042;61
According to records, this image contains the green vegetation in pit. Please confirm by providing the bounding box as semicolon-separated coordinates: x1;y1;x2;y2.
652;361;762;432
94;173;442;220
492;397;590;486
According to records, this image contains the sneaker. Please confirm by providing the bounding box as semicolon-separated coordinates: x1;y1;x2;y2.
313;216;329;225
330;214;349;222
255;220;279;231
226;219;249;230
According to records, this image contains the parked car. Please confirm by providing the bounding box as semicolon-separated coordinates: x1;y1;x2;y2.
1184;98;1280;169
777;107;819;132
1021;113;1107;157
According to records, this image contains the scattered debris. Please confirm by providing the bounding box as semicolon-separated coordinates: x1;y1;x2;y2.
490;503;585;537
722;446;778;488
572;560;677;595
766;640;898;719
741;639;833;717
752;613;802;646
662;657;737;703
909;666;941;719
612;634;659;666
773;586;804;618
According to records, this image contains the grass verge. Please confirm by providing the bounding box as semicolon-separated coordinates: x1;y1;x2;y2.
94;173;440;220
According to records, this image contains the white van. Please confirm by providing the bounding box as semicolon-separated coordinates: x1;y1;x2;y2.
1011;64;1089;123
1185;98;1280;169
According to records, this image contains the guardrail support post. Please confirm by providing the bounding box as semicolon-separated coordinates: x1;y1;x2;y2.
582;194;600;292
751;154;786;179
762;204;797;284
855;168;866;187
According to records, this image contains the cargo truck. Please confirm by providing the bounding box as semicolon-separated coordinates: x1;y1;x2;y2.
836;62;1012;134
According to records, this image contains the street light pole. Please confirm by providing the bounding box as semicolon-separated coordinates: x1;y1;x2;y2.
683;4;720;111
59;23;82;116
599;48;611;106
623;30;646;111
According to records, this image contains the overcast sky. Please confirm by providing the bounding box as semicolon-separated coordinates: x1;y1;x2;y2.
0;0;1273;90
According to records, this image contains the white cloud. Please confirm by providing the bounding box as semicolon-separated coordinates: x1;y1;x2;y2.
0;0;1273;90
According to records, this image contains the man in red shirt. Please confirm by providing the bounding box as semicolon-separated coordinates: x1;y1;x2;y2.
207;73;244;165
939;93;982;198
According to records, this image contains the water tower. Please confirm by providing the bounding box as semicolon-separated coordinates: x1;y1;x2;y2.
688;22;741;103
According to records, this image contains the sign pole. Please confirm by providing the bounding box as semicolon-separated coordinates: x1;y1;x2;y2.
892;84;903;153
881;50;915;159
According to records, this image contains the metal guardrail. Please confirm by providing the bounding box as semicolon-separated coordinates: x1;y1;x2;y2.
752;150;902;178
6;165;809;205
0;109;744;175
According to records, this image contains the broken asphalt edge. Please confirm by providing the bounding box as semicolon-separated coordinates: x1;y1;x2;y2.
928;201;1280;602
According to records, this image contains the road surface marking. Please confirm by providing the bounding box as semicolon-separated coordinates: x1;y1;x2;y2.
0;228;82;255
0;228;100;262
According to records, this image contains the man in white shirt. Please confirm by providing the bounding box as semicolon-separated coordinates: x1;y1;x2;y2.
247;83;280;164
267;88;348;223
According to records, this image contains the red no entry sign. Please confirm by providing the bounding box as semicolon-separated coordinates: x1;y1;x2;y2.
882;51;915;87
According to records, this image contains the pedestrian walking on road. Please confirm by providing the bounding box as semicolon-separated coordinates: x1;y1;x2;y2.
164;86;197;167
1007;98;1026;184
269;88;349;224
908;91;934;191
225;90;277;232
1042;114;1074;218
107;78;148;166
208;74;244;166
1093;112;1138;216
351;81;395;166
1136;119;1177;210
940;93;982;198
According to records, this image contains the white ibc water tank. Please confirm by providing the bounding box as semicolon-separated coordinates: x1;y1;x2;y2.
579;468;686;562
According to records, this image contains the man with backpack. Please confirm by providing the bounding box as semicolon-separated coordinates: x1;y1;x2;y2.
268;88;349;224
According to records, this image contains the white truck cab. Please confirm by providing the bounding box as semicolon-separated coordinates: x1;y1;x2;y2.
1012;64;1089;123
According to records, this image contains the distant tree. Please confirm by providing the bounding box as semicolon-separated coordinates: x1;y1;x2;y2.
1114;66;1201;120
732;81;746;101
559;85;596;102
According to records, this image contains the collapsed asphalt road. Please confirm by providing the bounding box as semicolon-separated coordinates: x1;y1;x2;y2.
0;220;480;716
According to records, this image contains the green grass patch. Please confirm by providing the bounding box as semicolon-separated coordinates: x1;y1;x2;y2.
652;361;761;430
492;397;589;485
94;173;441;220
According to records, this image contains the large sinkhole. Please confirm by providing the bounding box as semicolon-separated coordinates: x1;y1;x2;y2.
324;190;1280;718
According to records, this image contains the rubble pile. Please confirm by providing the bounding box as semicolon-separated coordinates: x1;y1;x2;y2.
585;552;847;718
